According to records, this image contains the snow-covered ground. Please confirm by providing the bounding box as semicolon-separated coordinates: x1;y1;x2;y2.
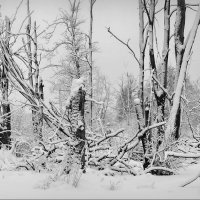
0;162;199;199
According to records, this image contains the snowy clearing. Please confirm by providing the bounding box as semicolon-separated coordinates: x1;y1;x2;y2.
0;162;199;199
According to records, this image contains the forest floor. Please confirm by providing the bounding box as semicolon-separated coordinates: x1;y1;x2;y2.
0;159;199;199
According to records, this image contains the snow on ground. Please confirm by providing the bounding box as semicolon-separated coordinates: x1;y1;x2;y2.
0;162;200;199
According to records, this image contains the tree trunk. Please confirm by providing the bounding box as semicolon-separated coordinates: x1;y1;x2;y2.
148;0;156;72
26;0;33;88
141;0;156;169
162;3;200;149
161;0;170;89
89;0;96;128
138;0;145;114
33;78;44;142
32;21;43;142
0;16;11;148
154;0;170;150
69;82;86;171
134;98;150;169
138;0;156;169
174;0;186;139
25;0;41;142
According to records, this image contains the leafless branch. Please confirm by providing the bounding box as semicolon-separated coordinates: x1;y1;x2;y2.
152;75;172;100
143;0;151;22
89;128;125;148
107;27;140;65
164;151;200;160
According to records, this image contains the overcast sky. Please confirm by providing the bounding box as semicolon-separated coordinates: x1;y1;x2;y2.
0;0;200;103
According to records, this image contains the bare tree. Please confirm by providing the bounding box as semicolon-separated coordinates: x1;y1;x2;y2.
0;16;11;148
162;3;200;150
26;0;33;88
33;21;44;142
22;0;44;143
138;0;148;114
88;0;96;128
174;0;186;139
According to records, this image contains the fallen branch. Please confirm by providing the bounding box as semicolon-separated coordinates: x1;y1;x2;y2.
89;128;125;148
127;121;166;151
109;122;166;166
165;151;200;160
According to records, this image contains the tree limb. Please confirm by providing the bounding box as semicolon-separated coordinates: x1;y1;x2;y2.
107;27;140;65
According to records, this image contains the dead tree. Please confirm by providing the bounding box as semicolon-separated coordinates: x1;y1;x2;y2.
138;0;148;114
67;78;86;171
32;21;44;142
141;0;157;169
161;3;200;150
0;16;11;148
89;0;96;128
26;0;33;88
142;0;171;155
23;0;44;143
134;98;150;169
154;0;170;150
174;0;186;139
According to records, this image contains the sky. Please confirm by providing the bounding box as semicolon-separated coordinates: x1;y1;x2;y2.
0;0;200;103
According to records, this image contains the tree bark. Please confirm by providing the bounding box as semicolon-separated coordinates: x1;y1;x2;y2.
174;0;186;86
174;0;186;139
25;0;42;142
161;0;170;89
138;0;145;113
148;0;156;72
162;3;200;148
69;82;86;171
89;0;96;128
32;21;43;142
134;98;150;169
139;0;156;169
153;0;171;151
0;16;11;148
26;0;33;88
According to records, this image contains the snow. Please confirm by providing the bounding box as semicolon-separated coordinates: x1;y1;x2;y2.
0;162;199;199
65;77;86;108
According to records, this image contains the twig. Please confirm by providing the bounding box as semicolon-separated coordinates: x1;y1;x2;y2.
89;128;125;148
107;27;140;65
143;0;151;22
